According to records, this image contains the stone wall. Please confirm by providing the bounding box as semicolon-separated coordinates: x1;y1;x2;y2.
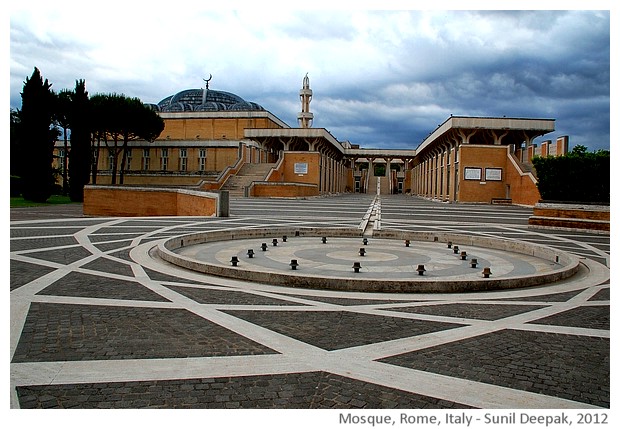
249;182;319;198
83;186;221;217
529;202;610;232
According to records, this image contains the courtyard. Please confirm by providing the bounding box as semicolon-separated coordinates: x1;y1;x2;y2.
9;194;610;410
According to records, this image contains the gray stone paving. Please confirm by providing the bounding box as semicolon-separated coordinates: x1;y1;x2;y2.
223;310;464;351
10;194;610;410
16;371;472;409
389;303;549;321
13;303;276;363
379;330;610;408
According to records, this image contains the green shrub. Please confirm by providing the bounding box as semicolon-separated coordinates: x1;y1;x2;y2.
532;146;609;203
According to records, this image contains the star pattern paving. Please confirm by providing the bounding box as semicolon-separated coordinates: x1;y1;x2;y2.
10;195;609;409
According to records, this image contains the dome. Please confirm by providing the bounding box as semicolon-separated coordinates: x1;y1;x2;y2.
156;88;265;112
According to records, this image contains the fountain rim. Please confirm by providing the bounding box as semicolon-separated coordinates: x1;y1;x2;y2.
156;226;581;293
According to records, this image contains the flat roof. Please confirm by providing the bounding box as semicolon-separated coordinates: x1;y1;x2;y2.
244;128;346;155
159;110;290;129
344;148;417;159
416;116;555;153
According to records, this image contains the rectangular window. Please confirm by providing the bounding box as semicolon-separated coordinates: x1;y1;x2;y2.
142;148;150;171
198;148;206;171
58;148;66;173
126;148;132;171
161;148;168;171
108;149;115;171
179;148;187;171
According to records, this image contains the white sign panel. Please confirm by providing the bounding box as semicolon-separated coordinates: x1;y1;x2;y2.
485;168;502;181
464;167;482;180
294;162;308;175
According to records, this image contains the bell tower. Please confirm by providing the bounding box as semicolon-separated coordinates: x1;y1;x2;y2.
297;73;313;128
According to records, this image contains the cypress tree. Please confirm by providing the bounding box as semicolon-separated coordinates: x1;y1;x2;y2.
68;80;92;201
19;67;58;202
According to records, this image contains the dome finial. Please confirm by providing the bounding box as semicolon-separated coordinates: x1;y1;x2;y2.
202;74;212;105
203;74;213;90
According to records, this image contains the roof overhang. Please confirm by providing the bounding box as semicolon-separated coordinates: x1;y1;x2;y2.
244;128;346;155
416;116;555;154
344;148;417;159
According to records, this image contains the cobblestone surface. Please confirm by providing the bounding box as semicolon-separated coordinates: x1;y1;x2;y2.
26;246;93;265
80;257;135;277
589;286;610;301
500;289;586;302
17;371;472;409
389;303;548;320
279;293;417;306
13;303;276;362
527;305;610;330
10;196;610;410
10;260;55;290
224;310;464;350
168;285;306;306
379;329;610;408
37;272;170;302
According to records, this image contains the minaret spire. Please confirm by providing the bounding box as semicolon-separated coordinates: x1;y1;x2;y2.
297;73;313;128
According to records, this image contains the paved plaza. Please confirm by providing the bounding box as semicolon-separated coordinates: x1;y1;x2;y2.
10;195;610;410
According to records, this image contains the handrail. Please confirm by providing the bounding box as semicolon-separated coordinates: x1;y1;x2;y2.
507;148;537;184
196;143;246;189
265;156;285;182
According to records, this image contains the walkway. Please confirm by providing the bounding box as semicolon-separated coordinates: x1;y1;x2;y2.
10;195;610;412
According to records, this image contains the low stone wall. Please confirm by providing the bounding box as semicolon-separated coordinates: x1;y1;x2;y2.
249;182;319;198
83;185;223;217
528;202;610;233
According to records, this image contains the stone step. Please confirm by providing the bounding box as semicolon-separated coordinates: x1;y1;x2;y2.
221;163;277;196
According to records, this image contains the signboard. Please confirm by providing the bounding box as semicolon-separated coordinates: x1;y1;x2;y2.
485;168;502;181
464;167;482;180
294;162;308;175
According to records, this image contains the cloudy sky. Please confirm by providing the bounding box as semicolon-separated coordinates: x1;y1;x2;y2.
8;1;612;151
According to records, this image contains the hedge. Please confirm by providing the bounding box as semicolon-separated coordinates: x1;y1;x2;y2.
532;150;610;203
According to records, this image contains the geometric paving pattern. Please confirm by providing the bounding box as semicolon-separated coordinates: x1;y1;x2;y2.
10;195;610;410
379;329;610;408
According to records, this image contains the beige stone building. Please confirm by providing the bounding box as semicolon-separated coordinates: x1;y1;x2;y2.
54;76;565;205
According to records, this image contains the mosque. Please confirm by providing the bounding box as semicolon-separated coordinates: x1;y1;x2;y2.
57;75;567;206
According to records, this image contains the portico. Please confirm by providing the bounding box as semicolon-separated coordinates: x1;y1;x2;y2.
244;128;350;194
410;116;556;205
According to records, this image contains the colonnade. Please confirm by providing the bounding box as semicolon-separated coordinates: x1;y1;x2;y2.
347;156;412;195
319;153;347;193
411;143;459;202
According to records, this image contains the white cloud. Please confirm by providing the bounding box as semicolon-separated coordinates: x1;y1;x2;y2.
8;6;611;151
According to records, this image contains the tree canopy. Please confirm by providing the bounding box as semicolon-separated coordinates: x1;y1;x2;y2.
13;69;165;200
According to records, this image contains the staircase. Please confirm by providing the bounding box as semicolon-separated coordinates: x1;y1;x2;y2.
509;152;536;178
221;163;275;197
365;175;390;195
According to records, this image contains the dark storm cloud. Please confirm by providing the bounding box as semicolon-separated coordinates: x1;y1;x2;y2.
9;8;610;152
303;10;610;151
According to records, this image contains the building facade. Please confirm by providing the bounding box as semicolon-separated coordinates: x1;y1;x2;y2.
54;76;564;205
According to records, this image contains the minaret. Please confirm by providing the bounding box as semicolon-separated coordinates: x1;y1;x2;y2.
297;73;313;128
